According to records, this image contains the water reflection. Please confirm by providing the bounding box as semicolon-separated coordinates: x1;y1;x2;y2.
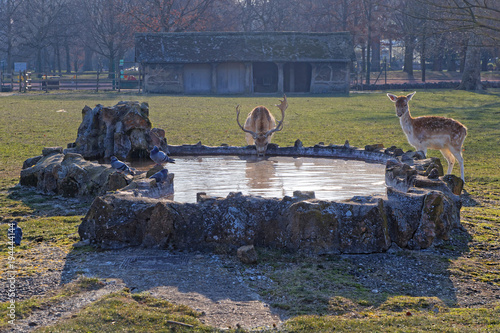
132;156;386;203
244;156;277;191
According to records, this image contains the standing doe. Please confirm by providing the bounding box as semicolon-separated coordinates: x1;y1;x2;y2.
387;91;467;181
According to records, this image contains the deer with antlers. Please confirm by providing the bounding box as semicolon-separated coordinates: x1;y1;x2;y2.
236;95;288;156
387;91;467;181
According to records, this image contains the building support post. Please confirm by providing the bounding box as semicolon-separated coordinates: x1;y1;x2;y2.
277;62;284;94
245;62;252;94
211;63;218;94
289;63;295;93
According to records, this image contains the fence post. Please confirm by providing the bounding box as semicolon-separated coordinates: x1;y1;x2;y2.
117;70;121;92
138;65;142;93
96;71;99;92
384;58;387;85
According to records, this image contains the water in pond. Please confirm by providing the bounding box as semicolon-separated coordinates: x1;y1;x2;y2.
134;156;386;203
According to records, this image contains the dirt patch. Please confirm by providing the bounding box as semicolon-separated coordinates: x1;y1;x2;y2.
13;279;126;333
61;249;282;330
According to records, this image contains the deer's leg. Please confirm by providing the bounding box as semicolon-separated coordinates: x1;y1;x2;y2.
449;147;465;182
440;148;456;175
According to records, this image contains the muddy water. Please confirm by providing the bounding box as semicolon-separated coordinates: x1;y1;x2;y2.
133;156;386;203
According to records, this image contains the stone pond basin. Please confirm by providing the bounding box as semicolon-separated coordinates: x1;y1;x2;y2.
17;141;464;255
17;100;465;255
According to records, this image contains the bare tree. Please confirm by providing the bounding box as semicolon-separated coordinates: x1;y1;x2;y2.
360;0;389;84
414;0;500;90
202;0;241;31
239;0;302;31
80;0;134;77
296;0;360;32
127;0;217;32
17;0;69;73
458;31;483;90
0;0;24;72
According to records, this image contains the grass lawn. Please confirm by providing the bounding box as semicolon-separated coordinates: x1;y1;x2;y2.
0;89;499;332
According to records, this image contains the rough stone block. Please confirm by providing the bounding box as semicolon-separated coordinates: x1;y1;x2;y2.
42;147;63;156
237;245;258;264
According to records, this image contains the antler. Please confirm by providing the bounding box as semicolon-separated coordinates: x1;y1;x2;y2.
236;105;257;136
265;94;287;136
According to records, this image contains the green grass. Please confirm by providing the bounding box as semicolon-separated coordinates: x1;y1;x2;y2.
34;290;216;333
0;89;499;332
282;304;500;333
1;89;499;184
250;250;383;316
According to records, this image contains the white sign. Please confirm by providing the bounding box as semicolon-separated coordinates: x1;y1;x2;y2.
14;62;27;72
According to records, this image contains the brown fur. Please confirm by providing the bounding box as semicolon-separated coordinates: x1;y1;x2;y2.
245;107;276;134
236;95;287;156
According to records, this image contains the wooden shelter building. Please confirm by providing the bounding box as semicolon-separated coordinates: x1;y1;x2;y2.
135;32;355;94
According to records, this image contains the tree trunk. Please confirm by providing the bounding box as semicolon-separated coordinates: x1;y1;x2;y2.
421;35;427;82
366;39;371;85
361;44;366;83
432;54;443;71
36;49;42;73
366;21;372;85
446;51;457;72
371;35;381;72
108;54;116;79
6;16;13;73
389;39;393;68
342;0;348;31
55;43;62;75
65;40;71;74
83;47;94;72
458;32;482;91
403;36;415;76
480;50;489;71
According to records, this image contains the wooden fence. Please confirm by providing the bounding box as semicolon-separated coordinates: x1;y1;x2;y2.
1;71;143;93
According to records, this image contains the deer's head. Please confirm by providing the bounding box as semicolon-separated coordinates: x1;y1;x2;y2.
236;95;287;156
387;91;416;117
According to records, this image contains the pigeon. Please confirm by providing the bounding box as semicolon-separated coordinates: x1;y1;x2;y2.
110;156;134;175
149;169;169;184
8;222;23;246
150;146;175;165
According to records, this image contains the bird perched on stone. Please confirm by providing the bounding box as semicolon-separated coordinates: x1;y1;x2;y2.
110;156;135;175
149;169;169;184
150;146;175;165
8;222;23;246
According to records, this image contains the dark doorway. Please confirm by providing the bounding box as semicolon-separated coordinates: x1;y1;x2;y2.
284;62;311;93
253;62;278;93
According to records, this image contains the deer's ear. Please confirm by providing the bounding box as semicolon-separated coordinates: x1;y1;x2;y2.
387;93;398;102
407;91;416;100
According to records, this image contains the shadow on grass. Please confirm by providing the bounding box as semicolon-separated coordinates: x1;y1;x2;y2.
5;184;93;217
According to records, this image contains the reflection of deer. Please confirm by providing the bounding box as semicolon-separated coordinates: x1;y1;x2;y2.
236;95;287;156
387;91;467;181
245;158;277;190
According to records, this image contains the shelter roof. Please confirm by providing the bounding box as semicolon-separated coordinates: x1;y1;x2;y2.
135;32;356;63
